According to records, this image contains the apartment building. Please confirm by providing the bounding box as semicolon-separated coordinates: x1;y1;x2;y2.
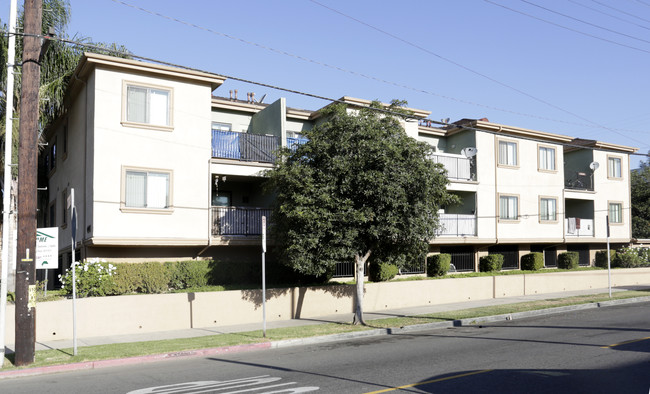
40;53;636;282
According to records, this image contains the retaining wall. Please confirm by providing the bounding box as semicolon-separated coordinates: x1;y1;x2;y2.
4;268;650;343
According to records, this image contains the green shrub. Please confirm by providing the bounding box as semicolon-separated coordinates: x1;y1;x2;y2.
108;262;169;295
614;247;642;268
595;250;616;268
479;254;503;272
521;252;544;271
558;252;579;269
58;259;116;297
368;261;399;282
166;260;211;290
427;254;451;277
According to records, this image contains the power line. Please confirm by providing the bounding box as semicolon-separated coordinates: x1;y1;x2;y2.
589;0;650;24
11;30;649;158
485;0;650;55
311;0;649;148
568;0;650;32
521;0;650;45
106;0;650;139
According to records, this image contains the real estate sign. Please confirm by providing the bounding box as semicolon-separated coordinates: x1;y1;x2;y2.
36;227;58;269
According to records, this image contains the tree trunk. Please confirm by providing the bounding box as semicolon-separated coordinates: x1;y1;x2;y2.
352;250;371;325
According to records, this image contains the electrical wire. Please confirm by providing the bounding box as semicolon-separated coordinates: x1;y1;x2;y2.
521;0;650;45
589;0;650;24
106;0;650;139
8;30;649;158
568;0;650;32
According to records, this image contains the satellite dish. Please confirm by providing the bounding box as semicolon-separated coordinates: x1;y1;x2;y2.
589;162;599;171
461;147;478;158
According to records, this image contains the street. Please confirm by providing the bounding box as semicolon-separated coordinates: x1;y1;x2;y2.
1;301;649;393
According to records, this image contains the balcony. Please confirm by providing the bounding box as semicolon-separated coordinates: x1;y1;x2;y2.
212;130;279;164
565;217;594;237
436;214;477;237
430;153;475;181
565;171;594;191
212;207;271;236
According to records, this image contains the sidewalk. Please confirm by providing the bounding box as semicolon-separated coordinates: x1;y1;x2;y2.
16;286;646;353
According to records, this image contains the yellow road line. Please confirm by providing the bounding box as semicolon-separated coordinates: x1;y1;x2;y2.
364;369;492;394
601;336;650;349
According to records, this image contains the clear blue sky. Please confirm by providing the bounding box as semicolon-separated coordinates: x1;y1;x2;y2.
5;0;650;167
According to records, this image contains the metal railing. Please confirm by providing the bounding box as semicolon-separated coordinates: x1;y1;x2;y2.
212;207;271;236
212;130;279;163
429;153;475;181
436;214;477;236
565;218;594;237
448;252;475;272
565;172;594;191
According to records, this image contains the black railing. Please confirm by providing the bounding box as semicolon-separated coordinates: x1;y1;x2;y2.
565;171;594;191
449;252;475;272
212;207;271;236
212;130;279;163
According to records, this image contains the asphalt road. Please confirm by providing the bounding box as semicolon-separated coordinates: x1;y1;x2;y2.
2;301;649;393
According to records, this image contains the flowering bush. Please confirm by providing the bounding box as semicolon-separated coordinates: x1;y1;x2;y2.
614;247;650;268
58;258;116;298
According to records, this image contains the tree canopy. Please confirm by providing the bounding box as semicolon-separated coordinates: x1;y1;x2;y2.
266;101;458;323
631;153;650;239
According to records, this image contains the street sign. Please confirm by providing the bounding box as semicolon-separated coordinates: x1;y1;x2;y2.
36;227;58;269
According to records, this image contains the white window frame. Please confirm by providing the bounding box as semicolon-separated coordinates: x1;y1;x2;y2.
122;81;173;131
538;144;557;172
121;166;174;214
499;194;520;221
608;201;623;224
212;122;232;132
497;139;519;168
607;155;622;180
539;196;558;223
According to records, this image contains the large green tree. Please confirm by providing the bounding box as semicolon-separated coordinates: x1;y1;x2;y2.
631;153;650;239
266;101;457;324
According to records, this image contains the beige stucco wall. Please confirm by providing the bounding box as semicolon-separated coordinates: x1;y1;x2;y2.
4;268;649;344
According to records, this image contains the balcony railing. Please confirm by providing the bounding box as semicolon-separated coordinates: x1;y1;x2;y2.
436;213;477;236
430;153;475;181
565;217;594;237
212;207;271;236
212;130;279;163
565;172;594;191
286;136;308;152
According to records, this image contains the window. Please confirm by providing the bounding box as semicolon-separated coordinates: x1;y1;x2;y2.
498;140;518;167
540;197;557;222
123;168;172;211
49;140;57;172
212;122;232;132
499;195;519;220
538;146;556;171
609;202;623;224
124;83;172;128
608;156;622;179
61;188;68;227
62;120;68;159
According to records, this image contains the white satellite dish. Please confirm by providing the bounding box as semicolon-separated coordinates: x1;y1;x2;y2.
589;162;599;171
461;147;478;158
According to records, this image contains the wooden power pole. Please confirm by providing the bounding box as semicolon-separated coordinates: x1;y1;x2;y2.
14;0;42;366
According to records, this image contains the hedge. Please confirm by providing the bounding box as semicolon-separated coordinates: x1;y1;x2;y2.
369;261;399;282
558;252;579;269
479;254;503;272
521;252;544;271
427;254;451;277
595;250;616;268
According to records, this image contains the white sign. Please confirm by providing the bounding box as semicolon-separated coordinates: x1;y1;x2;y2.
36;227;58;269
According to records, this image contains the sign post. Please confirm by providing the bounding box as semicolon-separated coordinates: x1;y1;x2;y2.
69;188;78;355
606;215;611;299
36;227;58;297
261;216;267;338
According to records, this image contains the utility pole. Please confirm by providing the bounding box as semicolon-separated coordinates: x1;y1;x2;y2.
14;0;42;366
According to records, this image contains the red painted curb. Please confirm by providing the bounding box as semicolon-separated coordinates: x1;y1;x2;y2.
0;342;272;379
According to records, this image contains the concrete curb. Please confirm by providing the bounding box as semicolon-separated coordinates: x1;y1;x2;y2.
1;295;649;380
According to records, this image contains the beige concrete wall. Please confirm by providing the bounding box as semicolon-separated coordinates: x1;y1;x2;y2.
4;268;650;344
